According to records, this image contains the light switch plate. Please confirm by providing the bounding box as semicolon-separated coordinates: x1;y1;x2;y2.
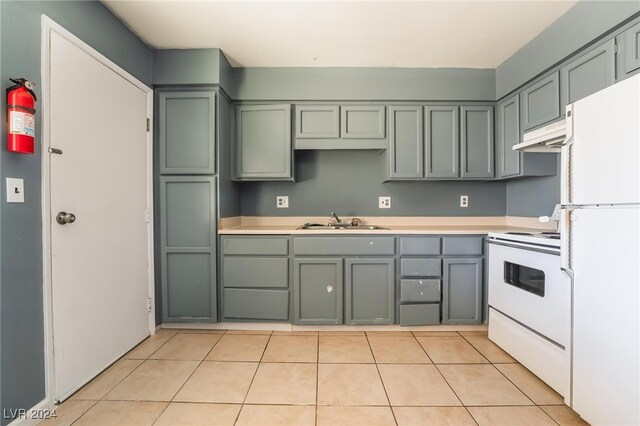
276;195;289;208
379;196;391;209
6;178;24;203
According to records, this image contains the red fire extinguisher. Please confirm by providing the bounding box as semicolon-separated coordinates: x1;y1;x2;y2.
7;78;37;154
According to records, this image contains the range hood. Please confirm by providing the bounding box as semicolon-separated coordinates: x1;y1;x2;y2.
513;119;566;153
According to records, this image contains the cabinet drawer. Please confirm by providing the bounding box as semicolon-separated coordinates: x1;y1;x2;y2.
400;279;441;303
401;258;442;277
222;236;289;255
399;237;441;255
294;237;395;256
223;288;289;321
400;304;440;326
222;257;289;288
442;237;483;255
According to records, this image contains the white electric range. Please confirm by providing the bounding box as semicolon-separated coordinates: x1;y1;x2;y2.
487;231;571;402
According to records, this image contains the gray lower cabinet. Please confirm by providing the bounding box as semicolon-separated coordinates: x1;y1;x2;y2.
460;106;493;179
561;39;616;109
221;236;290;322
160;176;217;322
521;71;560;131
345;258;395;325
293;258;343;325
157;90;216;174
234;104;293;180
442;257;483;325
388;106;423;179
424;106;458;179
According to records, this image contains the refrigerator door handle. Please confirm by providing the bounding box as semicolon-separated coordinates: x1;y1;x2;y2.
561;105;574;205
560;207;575;273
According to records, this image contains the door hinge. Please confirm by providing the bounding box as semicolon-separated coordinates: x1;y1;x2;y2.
145;209;151;223
146;118;150;132
614;43;619;54
49;147;63;155
148;298;152;313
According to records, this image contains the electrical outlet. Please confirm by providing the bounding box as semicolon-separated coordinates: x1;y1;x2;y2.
276;195;289;208
6;178;24;203
379;196;391;209
460;195;469;208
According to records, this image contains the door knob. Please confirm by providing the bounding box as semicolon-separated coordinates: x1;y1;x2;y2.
56;211;76;225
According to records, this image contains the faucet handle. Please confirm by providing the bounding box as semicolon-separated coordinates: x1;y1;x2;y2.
351;217;362;226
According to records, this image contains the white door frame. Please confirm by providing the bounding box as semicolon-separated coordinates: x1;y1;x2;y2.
40;15;155;409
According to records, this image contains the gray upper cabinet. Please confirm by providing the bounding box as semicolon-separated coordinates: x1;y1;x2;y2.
618;21;640;80
341;105;386;139
235;104;293;181
158;90;216;174
345;258;395;325
460;106;494;179
160;176;216;323
442;257;483;325
294;258;344;325
295;105;340;139
424;106;459;179
497;94;521;178
521;71;560;131
388;106;423;179
561;39;616;108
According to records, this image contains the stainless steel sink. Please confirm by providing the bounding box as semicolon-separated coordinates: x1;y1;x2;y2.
297;223;388;230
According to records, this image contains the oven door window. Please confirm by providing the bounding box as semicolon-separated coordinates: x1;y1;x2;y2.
504;262;545;297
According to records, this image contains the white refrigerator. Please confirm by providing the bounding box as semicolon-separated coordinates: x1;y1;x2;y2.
561;74;640;425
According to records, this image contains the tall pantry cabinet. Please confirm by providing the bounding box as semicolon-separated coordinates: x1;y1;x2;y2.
156;89;218;323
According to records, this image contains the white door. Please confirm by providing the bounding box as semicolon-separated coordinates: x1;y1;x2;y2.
47;26;152;401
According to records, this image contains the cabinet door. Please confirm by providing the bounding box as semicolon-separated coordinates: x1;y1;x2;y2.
235;104;292;180
295;105;340;139
388;106;423;179
521;72;560;131
158;90;215;174
497;94;521;178
620;21;640;79
425;106;459;178
442;258;483;325
561;39;616;108
341;105;386;139
345;258;395;325
294;258;343;324
160;176;217;322
460;106;494;179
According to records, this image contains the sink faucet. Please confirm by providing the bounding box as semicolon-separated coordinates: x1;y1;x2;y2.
329;211;342;224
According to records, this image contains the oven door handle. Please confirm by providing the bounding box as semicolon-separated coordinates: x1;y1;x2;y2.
487;239;560;256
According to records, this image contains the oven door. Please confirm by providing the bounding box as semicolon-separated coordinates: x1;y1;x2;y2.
488;241;570;347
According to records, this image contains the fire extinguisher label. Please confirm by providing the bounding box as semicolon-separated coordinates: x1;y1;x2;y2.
9;111;35;137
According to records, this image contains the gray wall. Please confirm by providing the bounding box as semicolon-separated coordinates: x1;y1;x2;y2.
496;1;640;99
0;1;152;423
231;67;495;101
240;150;506;217
506;157;561;217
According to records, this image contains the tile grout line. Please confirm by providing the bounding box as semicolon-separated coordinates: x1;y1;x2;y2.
430;362;479;426
150;332;227;424
234;331;273;426
66;399;99;426
315;334;320;426
364;332;399;426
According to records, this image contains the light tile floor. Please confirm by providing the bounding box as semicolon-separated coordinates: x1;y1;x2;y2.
41;329;589;426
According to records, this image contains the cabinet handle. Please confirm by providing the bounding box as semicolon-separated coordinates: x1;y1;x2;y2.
326;285;334;293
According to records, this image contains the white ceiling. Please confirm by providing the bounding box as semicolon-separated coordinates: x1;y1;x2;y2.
103;0;578;68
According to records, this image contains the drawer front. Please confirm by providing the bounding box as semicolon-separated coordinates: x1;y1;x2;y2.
442;237;484;255
223;288;289;321
222;236;289;255
294;237;395;256
401;258;442;277
400;279;441;303
399;237;441;255
400;304;441;326
222;257;289;288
